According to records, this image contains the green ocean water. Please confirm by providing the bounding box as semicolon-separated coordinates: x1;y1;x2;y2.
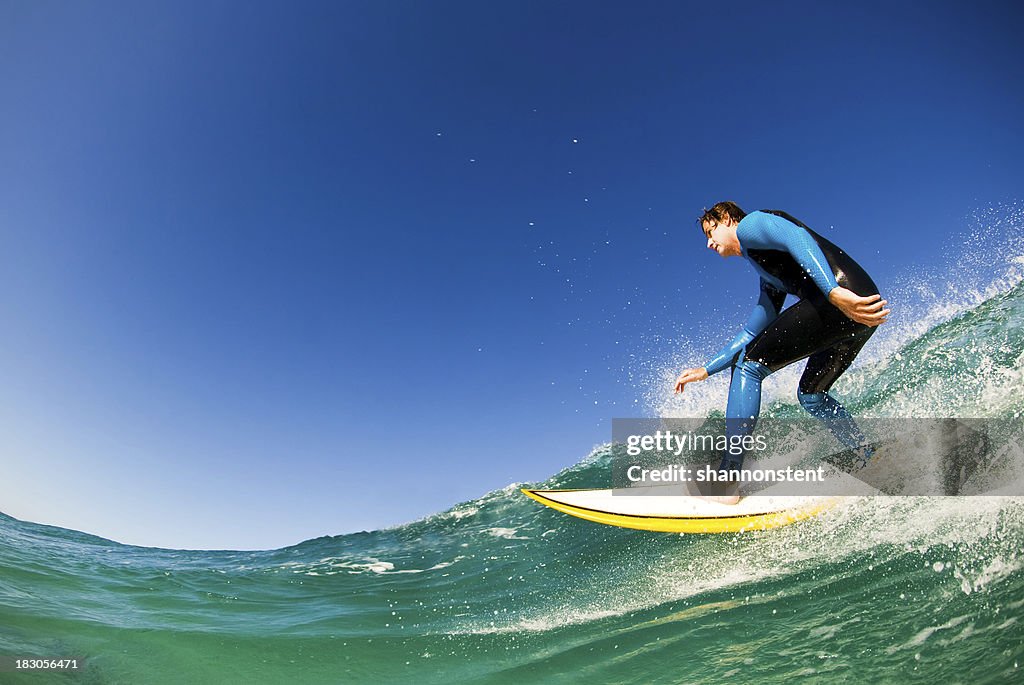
4;268;1024;683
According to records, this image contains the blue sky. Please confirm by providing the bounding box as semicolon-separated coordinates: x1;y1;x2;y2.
1;0;1021;549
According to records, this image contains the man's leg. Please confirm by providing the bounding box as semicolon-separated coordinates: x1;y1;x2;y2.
721;297;869;471
720;358;771;471
797;332;875;462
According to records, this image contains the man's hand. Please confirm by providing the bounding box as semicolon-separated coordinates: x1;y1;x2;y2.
828;287;890;326
674;367;709;394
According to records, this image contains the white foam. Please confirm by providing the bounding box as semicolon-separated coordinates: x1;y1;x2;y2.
485;527;528;540
887;615;972;653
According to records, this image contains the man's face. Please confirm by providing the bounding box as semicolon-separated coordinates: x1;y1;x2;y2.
701;217;740;257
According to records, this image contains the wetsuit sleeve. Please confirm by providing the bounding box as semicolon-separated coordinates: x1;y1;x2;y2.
739;212;839;296
704;280;787;376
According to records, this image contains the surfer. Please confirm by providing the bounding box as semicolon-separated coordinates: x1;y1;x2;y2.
673;202;889;502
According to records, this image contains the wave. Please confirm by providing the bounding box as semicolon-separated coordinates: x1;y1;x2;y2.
2;205;1023;683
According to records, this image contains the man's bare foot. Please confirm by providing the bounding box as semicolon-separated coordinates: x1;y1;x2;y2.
686;479;741;504
703;492;741;505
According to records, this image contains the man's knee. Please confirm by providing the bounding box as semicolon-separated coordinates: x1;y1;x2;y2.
798;390;828;417
799;390;851;420
735;357;772;382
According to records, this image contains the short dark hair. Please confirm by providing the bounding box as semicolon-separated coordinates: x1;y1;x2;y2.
698;201;746;228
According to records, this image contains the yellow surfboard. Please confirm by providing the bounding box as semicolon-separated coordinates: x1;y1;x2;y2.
522;487;842;533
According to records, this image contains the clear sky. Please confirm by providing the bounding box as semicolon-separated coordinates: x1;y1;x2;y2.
1;0;1022;549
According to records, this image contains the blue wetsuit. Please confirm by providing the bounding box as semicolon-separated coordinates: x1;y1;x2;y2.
704;210;880;471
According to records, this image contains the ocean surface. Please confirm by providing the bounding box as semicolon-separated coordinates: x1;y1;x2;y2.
4;217;1024;683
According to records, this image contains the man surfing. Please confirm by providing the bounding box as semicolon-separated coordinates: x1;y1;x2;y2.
674;202;889;502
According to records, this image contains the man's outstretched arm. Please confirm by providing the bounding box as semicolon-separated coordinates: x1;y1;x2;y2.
675;281;785;393
703;281;786;376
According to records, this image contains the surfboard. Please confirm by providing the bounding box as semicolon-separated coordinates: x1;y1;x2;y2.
522;487;841;533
